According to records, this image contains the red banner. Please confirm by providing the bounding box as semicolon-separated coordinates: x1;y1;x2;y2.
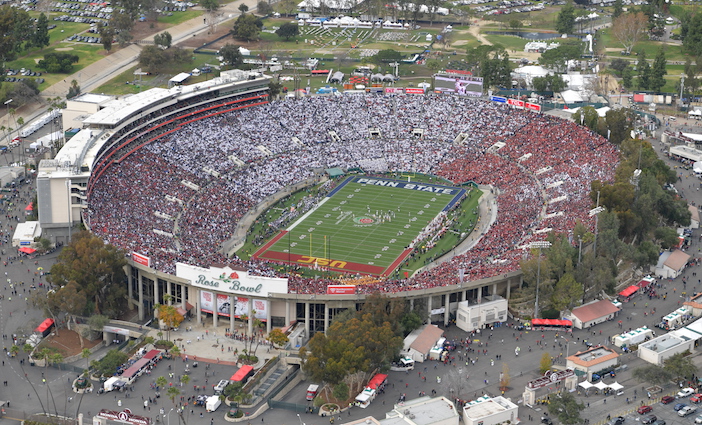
405;88;425;94
445;69;473;75
131;252;150;267
507;98;525;108
526;102;541;111
326;285;356;295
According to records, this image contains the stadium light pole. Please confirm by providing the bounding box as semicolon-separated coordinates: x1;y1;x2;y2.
589;192;605;258
529;240;551;319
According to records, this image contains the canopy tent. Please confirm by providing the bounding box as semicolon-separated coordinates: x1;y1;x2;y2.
578;381;594;389
593;381;609;390
19;247;36;254
383;74;395;82
371;73;384;82
694;162;702;174
608;382;624;391
619;285;639;298
24;202;33;211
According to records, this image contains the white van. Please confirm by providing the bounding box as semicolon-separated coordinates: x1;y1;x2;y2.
213;379;229;395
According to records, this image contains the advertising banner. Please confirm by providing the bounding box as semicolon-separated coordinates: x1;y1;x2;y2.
217;293;231;317
405;88;425;94
526;102;541;112
132;252;151;267
326;285;356;295
200;291;214;314
176;263;288;296
507;98;525;108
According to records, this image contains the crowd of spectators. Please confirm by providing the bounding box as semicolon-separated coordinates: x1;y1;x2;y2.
86;94;617;293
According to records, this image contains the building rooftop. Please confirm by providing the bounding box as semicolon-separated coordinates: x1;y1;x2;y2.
463;396;517;419
70;93;114;104
382;396;459;425
567;346;618;367
571;299;620;323
640;334;685;353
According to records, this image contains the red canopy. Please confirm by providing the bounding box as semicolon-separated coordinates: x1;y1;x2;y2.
24;202;33;211
619;285;639;298
231;365;254;382
35;318;55;334
19;247;36;254
531;318;573;327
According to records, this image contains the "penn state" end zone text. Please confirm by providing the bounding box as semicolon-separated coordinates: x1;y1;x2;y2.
355;178;457;195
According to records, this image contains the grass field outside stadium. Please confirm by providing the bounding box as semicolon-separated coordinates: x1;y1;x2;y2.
252;175;481;277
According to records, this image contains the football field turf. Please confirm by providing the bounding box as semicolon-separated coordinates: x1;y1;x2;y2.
252;176;468;276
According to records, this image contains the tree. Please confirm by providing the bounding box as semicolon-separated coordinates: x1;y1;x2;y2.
47;281;87;345
400;311;423;334
633;364;674;386
540;43;582;73
636;51;651;90
157;302;184;341
98;22;115;52
238;3;249;13
509;19;523;30
266;328;289;347
548;392;585;425
682;13;702;57
539;352;552;374
371;49;404;66
81;348;92;376
230;13;262;41
94;349;129;376
611;12;649;55
603;108;632;145
32;13;50;49
0;6;34;62
664;352;697;382
612;0;623;19
275;22;299;41
268;80;283;98
609;58;630;76
300;313;402;386
499;363;510;390
200;0;219;12
655;227;680;249
275;0;297;16
649;46;667;92
47;230;127;317
622;66;634;88
257;1;273;15
555;4;576;34
333;382;349;400
37;52;80;73
138;46;192;73
154;31;172;49
550;273;583;311
572;105;599;131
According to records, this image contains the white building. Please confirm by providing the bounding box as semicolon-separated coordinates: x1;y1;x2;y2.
566;299;620;329
462;396;519;425
566;346;619;381
62;93;114;133
655;249;691;279
689;205;700;229
381;396;459;425
455;295;508;332
403;324;444;363
638;333;694;366
12;221;41;247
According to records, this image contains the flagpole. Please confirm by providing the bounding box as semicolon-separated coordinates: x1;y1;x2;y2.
309;233;312;258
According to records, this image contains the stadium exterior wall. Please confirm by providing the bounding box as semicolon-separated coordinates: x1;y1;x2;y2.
126;259;522;337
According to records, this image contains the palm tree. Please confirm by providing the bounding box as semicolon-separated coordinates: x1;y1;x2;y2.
81;348;91;376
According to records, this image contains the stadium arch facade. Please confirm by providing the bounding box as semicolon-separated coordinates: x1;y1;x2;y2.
36;70;613;337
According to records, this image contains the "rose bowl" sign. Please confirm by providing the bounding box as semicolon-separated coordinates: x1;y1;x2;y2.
98;409;151;425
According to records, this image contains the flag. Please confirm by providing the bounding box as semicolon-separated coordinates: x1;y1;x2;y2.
404;271;409;278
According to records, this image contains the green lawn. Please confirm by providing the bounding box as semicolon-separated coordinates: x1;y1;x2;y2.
254;176;476;276
483;34;528;51
48;22;92;45
5;44;105;89
158;10;203;26
93;52;222;95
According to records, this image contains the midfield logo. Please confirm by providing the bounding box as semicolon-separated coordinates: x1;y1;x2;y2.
297;256;348;269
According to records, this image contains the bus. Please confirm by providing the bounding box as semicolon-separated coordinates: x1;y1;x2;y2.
230;365;254;384
529;318;573;332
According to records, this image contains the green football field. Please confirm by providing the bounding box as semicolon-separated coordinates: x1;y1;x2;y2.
253;176;470;276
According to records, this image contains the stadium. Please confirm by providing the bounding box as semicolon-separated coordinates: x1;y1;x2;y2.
37;70;617;336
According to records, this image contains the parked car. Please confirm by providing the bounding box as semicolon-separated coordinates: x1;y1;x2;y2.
642;415;657;424
679;388;696;398
661;396;675;404
696;414;702;424
680;406;698;417
638;405;653;414
691;394;702;404
608;416;625;425
674;403;687;411
652;420;665;425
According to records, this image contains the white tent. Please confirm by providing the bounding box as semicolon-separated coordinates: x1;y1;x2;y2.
694;162;702;174
608;382;624;391
561;90;584;103
578;381;594;389
593;381;609;390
